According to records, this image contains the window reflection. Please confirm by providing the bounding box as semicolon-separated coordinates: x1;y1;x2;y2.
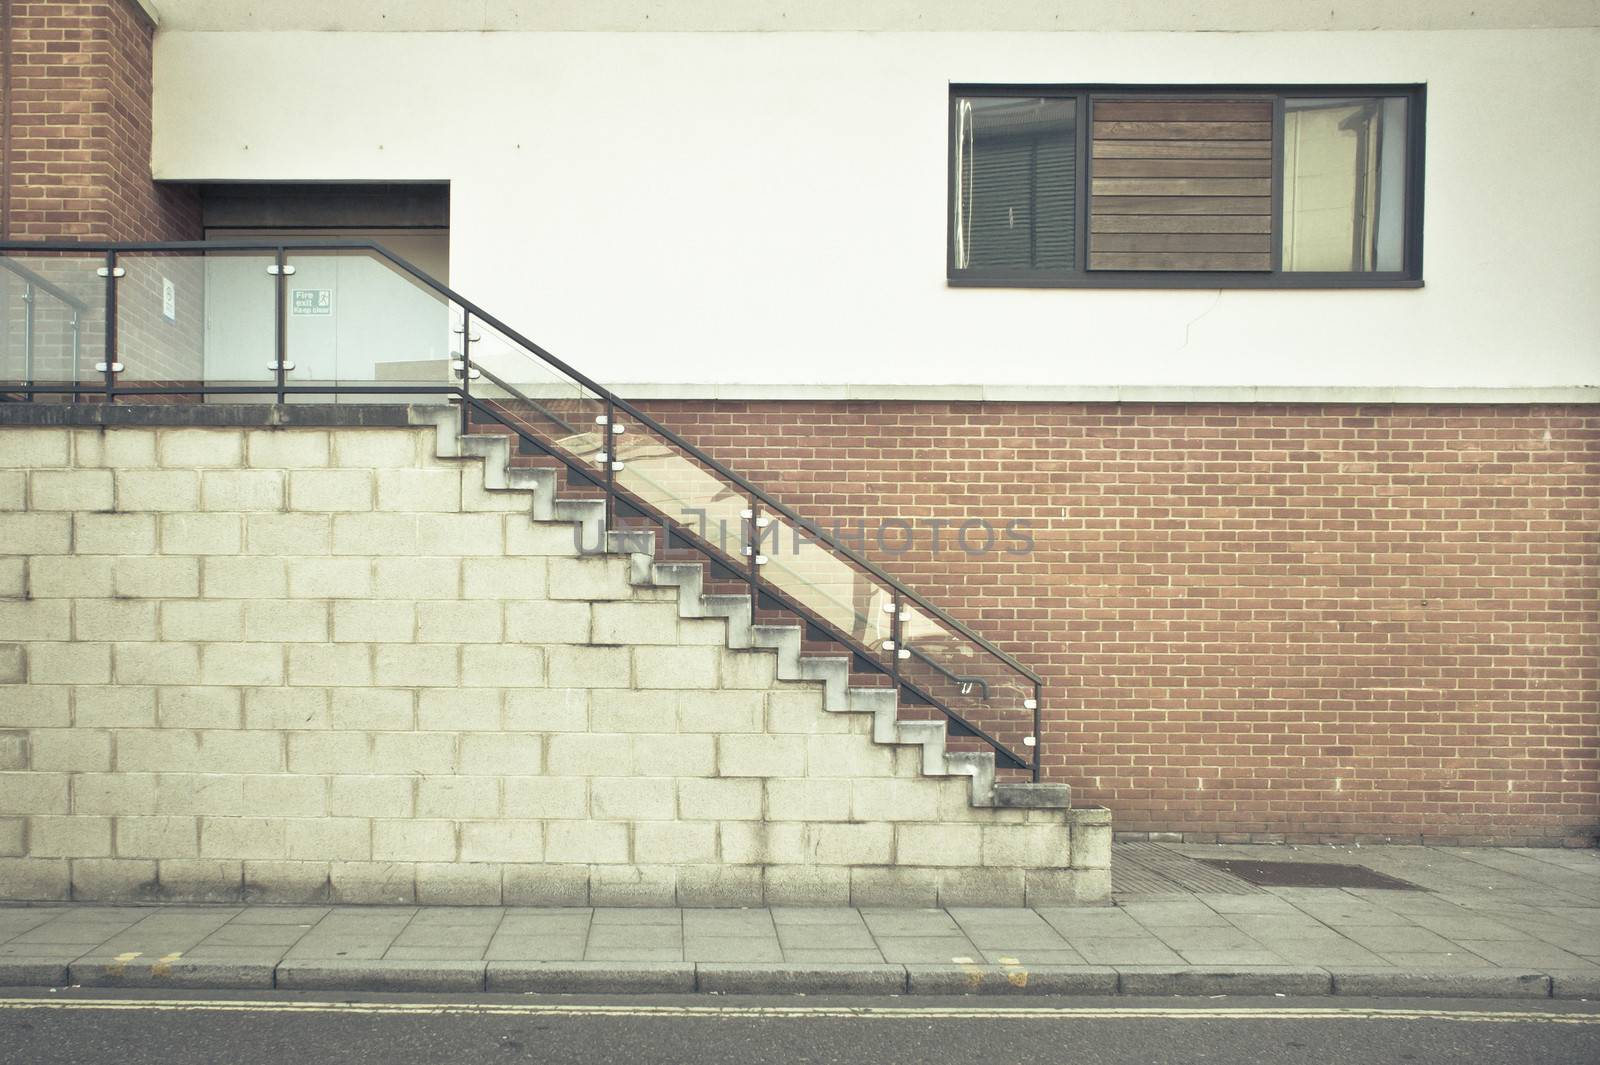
1282;97;1409;271
953;97;1077;270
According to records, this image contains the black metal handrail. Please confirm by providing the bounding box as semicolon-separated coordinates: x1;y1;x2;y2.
0;238;1044;777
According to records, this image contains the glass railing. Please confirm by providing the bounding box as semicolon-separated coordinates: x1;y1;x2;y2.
282;248;452;401
0;239;1043;775
0;251;103;393
118;249;273;391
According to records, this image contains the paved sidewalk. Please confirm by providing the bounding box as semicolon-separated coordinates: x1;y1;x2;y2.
1;844;1595;998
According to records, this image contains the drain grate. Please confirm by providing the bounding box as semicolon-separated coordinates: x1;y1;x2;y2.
1198;858;1424;891
1112;842;1265;895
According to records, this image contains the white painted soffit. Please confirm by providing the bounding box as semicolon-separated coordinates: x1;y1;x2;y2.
146;0;1600;33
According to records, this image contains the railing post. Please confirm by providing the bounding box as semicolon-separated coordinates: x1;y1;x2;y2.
1031;681;1043;783
745;496;766;620
272;246;288;404
98;249;121;402
458;310;474;440
890;597;902;686
20;282;32;398
69;308;79;401
603;395;617;536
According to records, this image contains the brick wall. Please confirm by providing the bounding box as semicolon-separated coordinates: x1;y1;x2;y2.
633;401;1600;847
1;0;199;242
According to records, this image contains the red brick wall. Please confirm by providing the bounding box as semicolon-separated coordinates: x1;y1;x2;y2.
634;400;1600;847
1;0;199;241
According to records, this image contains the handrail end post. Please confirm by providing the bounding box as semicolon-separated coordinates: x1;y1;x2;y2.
458;309;473;440
1032;681;1043;783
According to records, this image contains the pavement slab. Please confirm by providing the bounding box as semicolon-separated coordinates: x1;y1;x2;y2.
979;948;1088;965
873;936;981;963
682;937;785;963
1034;908;1152;938
483;935;587;961
1070;937;1187;965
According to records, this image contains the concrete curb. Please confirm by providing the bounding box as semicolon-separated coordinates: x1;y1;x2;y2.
697;963;907;995
907;964;1120;995
0;960;1592;998
1549;971;1600;1000
1115;966;1334;997
0;960;69;987
275;959;487;992
68;958;274;990
487;962;695;994
1329;969;1553;1000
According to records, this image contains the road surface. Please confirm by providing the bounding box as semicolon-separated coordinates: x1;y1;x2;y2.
0;990;1595;1064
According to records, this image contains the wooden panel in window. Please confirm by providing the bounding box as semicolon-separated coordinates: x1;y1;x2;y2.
1088;97;1274;271
1092;139;1272;160
1091;214;1271;234
1093;158;1272;178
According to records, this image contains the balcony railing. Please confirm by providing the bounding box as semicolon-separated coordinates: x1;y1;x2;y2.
0;240;1045;777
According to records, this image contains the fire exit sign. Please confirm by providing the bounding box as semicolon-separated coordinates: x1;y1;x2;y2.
292;289;333;315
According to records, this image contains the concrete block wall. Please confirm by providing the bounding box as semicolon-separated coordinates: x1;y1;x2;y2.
0;419;1108;906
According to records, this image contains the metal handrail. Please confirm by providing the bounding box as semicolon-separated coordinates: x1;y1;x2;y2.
0;255;90;312
0;238;1045;776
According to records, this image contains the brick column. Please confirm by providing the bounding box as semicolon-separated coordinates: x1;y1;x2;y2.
1;0;198;241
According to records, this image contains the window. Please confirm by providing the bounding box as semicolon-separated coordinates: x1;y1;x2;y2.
949;85;1424;287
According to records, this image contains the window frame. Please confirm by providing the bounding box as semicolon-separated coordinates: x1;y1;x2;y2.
946;83;1427;289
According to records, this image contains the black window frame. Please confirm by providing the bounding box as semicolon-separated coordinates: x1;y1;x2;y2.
947;83;1426;289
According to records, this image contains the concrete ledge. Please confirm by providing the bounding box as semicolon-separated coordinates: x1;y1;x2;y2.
1116;965;1333;997
486;961;695;994
1330;968;1553;999
697;963;907;995
1549;970;1600;1000
275;959;487;993
906;964;1119;995
0;960;70;987
606;383;1600;406
0;403;418;428
68;957;274;990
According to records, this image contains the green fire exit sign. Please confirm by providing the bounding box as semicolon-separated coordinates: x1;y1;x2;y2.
292;289;333;315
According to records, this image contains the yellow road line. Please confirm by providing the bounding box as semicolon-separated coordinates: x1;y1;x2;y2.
0;998;1594;1024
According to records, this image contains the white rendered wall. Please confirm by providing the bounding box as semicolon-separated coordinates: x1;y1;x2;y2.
152;29;1600;391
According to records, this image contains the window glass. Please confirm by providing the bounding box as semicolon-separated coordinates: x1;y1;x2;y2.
953;97;1077;271
1281;96;1409;271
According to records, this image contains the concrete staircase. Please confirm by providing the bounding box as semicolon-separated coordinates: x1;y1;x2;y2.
415;406;1070;815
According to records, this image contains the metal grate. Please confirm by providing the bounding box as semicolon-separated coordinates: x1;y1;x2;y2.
1198;859;1424;891
1112;842;1266;895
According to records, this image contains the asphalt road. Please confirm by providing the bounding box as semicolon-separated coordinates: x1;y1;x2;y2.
0;991;1596;1065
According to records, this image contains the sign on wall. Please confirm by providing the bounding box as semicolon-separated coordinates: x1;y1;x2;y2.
292;289;334;315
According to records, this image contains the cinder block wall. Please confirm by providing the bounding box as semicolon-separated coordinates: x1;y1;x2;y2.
0;421;1107;906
